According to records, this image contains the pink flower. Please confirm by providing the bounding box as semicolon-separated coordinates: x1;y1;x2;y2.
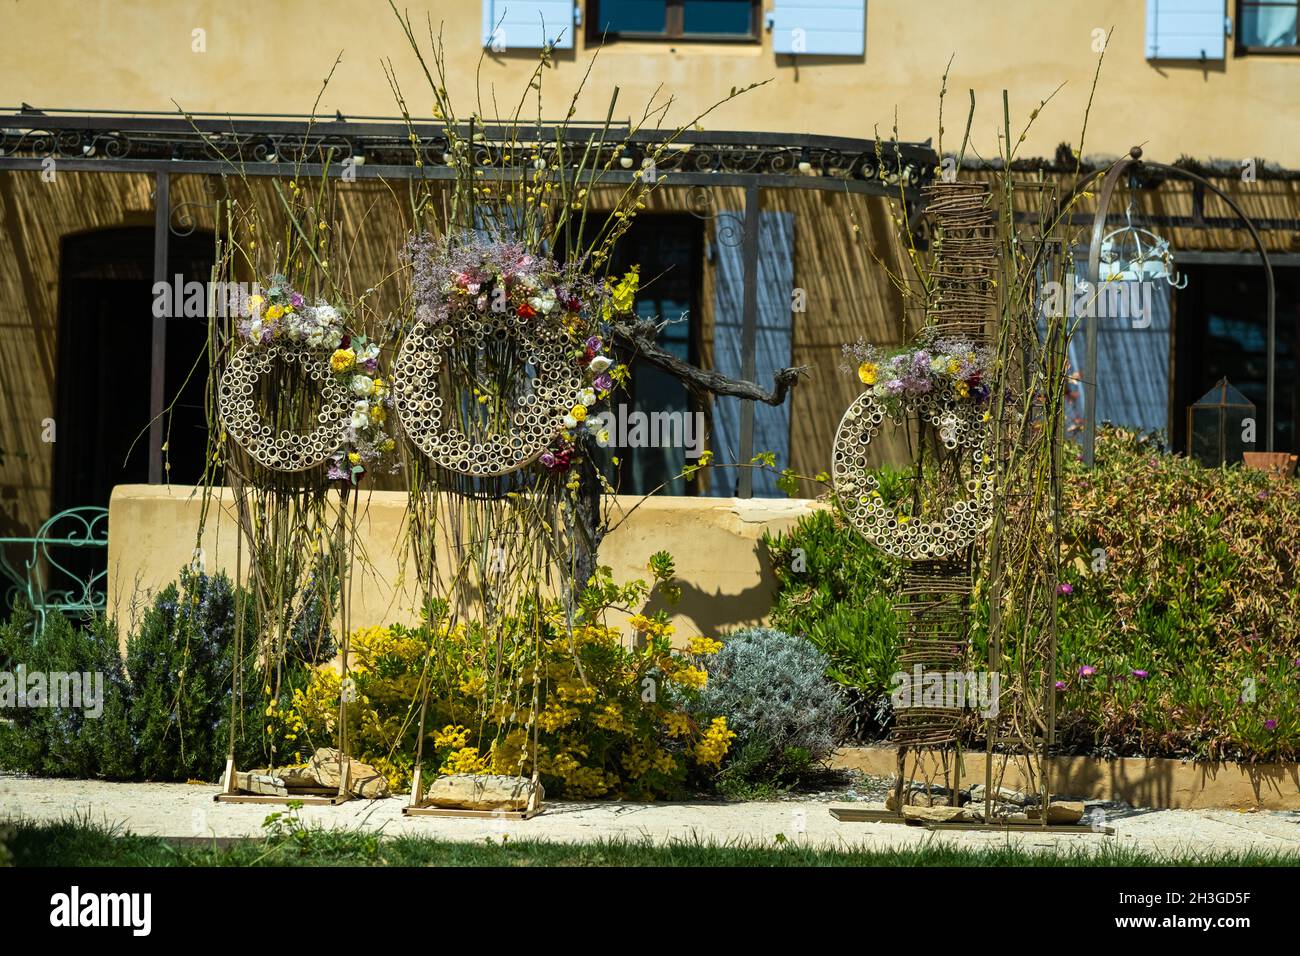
1131;669;1149;680
1079;665;1096;678
1057;583;1073;595
1265;719;1278;730
1054;681;1066;691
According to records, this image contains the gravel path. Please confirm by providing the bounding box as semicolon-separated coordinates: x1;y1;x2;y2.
4;774;1299;857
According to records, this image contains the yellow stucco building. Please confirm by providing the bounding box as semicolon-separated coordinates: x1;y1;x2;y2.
1;0;1297;631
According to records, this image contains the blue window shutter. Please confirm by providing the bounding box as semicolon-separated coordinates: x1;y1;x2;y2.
1145;0;1226;60
1060;276;1172;435
482;1;575;50
768;0;865;56
710;211;796;498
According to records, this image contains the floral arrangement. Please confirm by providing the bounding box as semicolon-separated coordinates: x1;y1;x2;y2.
237;275;396;483
406;232;635;475
841;336;993;414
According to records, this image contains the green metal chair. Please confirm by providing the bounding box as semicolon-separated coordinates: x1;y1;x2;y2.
0;506;109;631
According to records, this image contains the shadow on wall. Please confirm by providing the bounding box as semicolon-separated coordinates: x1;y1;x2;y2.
641;538;779;638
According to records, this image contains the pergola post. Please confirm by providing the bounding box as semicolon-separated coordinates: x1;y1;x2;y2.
736;182;761;499
148;169;170;484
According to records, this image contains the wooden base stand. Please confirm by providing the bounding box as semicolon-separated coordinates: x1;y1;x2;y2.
401;766;544;820
828;804;1114;835
213;756;354;806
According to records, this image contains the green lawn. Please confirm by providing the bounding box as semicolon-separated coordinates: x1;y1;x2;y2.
5;817;1299;867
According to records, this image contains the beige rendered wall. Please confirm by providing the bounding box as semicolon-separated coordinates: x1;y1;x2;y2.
1;1;1295;166
106;484;823;643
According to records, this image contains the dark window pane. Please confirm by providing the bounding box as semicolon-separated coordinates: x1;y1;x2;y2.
1241;3;1298;46
683;0;753;35
594;0;668;34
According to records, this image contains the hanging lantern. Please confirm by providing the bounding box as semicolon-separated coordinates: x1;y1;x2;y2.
1187;378;1255;467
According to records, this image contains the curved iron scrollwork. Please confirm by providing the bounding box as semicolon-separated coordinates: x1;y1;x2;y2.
686;185;745;247
168;174;226;237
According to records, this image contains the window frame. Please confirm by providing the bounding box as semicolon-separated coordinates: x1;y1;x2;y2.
585;0;762;44
1235;0;1300;55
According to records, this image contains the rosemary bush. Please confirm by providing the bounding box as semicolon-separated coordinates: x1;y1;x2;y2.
692;626;847;793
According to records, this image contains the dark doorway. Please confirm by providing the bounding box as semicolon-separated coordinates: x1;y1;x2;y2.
1173;262;1300;454
53;227;214;515
600;215;704;495
557;214;705;495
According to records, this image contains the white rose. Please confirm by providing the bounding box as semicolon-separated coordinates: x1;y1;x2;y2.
562;414;578;429
351;375;374;397
580;389;596;406
351;400;370;430
588;356;612;374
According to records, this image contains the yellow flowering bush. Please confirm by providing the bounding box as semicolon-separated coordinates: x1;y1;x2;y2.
271;558;734;799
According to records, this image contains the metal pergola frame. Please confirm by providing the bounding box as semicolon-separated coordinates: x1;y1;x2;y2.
0;109;937;496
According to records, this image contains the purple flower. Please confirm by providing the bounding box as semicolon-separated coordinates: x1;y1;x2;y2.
1265;719;1278;730
1054;681;1066;691
327;462;348;481
585;336;603;352
361;358;379;373
290;292;304;307
1057;583;1073;596
593;373;613;391
1079;665;1096;678
1131;669;1149;679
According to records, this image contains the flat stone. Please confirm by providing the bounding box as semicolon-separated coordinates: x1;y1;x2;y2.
1028;801;1086;824
308;747;390;799
901;804;968;823
235;772;287;797
424;774;542;811
969;784;1034;806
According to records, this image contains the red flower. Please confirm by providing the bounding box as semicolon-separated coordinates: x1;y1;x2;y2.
516;302;537;319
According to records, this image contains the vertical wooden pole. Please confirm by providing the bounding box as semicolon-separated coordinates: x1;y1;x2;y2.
736;183;761;498
148;170;171;484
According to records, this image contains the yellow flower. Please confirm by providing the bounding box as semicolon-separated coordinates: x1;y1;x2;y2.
439;746;490;775
432;724;470;749
369;405;386;425
663;712;693;738
947;359;961;375
955;381;970;398
857;361;877;385
265;304;285;322
670;665;708;691
330;348;356;373
571;405;588;422
694;717;735;767
687;636;723;656
347;452;361;465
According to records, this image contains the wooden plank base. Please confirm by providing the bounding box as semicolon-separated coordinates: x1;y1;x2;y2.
828;806;908;824
925;821;1115;835
214;792;351;806
402;805;543;820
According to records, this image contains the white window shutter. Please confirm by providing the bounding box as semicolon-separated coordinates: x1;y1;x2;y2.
482;1;576;50
767;0;866;57
1145;0;1227;60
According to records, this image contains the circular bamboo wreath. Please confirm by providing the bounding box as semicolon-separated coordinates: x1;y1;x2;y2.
391;314;584;477
832;391;994;559
218;342;351;472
